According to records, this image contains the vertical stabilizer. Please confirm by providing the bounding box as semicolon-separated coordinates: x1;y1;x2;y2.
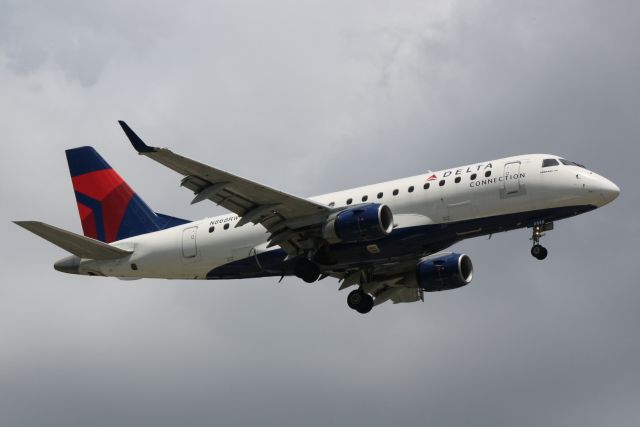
65;146;187;243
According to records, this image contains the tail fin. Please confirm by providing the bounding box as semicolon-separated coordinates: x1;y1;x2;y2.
65;146;188;243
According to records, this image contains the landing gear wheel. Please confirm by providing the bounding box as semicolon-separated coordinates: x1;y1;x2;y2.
293;259;320;283
347;290;364;309
531;244;548;260
530;222;552;260
356;294;374;314
347;290;374;314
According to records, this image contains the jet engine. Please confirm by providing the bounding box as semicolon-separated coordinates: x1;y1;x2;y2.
322;203;394;243
417;253;473;292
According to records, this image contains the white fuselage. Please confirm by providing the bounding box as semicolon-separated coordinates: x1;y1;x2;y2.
76;154;619;279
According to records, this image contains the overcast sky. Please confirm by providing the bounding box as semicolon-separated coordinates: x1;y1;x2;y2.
1;1;639;426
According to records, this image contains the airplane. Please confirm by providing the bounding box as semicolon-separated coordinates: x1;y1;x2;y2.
15;121;620;313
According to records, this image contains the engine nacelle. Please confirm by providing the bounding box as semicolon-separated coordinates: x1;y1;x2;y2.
417;253;473;292
322;203;394;244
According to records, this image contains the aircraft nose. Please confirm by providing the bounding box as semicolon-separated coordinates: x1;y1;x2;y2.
598;177;620;205
54;255;80;274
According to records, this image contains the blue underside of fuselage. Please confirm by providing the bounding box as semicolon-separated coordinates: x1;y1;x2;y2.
206;204;597;280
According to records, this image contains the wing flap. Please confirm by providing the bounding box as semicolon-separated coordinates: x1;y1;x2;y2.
14;221;132;260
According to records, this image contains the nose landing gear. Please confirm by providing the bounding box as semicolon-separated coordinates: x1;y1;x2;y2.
531;244;548;260
530;222;553;260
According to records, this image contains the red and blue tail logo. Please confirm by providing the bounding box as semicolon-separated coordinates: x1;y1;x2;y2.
65;146;188;243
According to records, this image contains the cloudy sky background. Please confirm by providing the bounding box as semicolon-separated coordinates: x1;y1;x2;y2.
1;1;639;425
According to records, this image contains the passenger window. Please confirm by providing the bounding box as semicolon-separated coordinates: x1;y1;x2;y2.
471;173;477;180
209;226;215;233
423;183;430;190
455;177;461;184
223;223;230;230
346;198;353;205
362;195;368;202
377;192;383;199
392;189;399;196
485;170;492;178
408;186;414;193
439;180;445;187
543;158;559;167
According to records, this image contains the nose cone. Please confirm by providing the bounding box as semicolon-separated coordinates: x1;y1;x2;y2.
54;255;80;274
598;178;620;205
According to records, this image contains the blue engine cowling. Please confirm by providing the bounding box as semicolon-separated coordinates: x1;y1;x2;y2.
417;253;473;292
322;203;394;243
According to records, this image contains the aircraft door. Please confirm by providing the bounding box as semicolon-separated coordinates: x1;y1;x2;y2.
182;227;198;258
504;162;521;195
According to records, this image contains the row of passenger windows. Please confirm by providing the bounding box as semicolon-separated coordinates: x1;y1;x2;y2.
342;171;492;205
209;169;497;227
209;223;231;233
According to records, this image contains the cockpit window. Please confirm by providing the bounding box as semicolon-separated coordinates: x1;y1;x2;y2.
542;158;559;167
560;159;586;168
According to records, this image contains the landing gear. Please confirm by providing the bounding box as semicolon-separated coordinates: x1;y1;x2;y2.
530;222;553;260
531;244;548;260
347;289;374;314
293;258;320;283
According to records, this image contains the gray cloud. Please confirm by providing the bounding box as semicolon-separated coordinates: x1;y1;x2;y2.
1;1;639;426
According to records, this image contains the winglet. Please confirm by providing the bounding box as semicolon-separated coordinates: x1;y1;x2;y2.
118;121;157;153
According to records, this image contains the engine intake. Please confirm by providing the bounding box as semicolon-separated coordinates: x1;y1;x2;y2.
323;203;394;243
417;253;473;292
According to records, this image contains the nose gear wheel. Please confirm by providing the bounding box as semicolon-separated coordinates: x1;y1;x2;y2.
530;222;553;260
531;244;548;260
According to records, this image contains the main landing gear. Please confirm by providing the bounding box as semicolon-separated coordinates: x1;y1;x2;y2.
347;289;374;314
530;222;553;260
294;257;374;314
293;258;321;283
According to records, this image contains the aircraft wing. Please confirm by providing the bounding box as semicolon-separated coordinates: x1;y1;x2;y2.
119;121;332;255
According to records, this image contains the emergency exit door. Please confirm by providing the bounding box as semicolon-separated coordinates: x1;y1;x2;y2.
182;227;198;258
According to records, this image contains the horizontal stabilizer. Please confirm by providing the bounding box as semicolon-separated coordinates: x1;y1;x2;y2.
14;221;132;260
